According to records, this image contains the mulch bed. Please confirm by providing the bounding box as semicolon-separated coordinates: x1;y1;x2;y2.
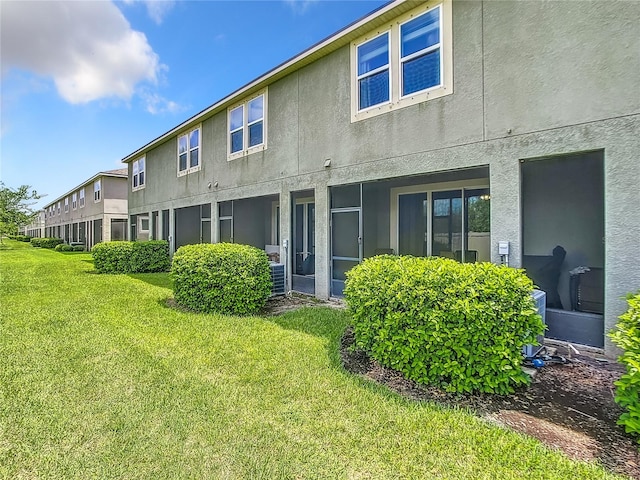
341;327;639;478
262;295;639;477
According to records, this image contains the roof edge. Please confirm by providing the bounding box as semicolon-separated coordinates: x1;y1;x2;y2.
42;170;128;209
121;0;407;163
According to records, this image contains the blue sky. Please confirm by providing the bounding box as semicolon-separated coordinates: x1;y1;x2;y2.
1;0;387;209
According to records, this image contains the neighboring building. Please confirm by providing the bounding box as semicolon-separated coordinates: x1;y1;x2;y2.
43;169;128;249
23;210;45;238
122;0;640;356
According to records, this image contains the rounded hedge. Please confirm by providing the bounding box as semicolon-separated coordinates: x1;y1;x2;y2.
30;237;63;249
92;241;170;274
344;255;545;394
609;291;640;443
54;243;73;252
171;243;272;316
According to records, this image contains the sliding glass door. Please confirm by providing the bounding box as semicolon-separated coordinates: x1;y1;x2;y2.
395;187;489;262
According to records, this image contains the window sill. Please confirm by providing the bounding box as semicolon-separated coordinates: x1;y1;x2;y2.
351;84;452;123
227;144;266;161
177;165;201;177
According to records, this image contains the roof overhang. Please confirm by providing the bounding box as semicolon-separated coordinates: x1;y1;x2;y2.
43;170;127;209
122;0;420;163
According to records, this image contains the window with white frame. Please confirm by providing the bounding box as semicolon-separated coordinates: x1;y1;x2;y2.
228;91;266;159
64;197;69;213
357;32;390;110
177;127;200;175
132;157;145;190
94;180;101;202
72;193;77;210
57;202;61;215
351;2;452;122
79;188;85;208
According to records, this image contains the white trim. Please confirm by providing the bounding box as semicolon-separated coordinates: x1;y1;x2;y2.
355;31;392;111
121;1;410;164
138;215;150;233
351;1;453;123
132;156;146;191
94;180;101;203
177;125;202;177
228;89;268;161
79;188;85;208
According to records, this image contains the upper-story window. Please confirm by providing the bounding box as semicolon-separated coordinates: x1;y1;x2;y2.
94;180;101;202
351;1;452;122
228;90;267;160
79;188;85;208
177;126;200;176
72;193;77;210
357;32;390;110
132;157;145;190
400;8;442;96
57;201;61;215
64;197;69;213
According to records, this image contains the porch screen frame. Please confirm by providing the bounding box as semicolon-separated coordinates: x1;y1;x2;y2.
390;179;489;259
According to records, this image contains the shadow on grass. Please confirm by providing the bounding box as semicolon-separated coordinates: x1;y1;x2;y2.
127;272;173;290
267;307;350;370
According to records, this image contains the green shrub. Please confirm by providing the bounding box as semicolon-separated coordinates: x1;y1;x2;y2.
15;235;31;242
30;237;63;249
130;241;170;272
72;245;85;252
92;241;170;274
171;243;272;316
344;256;544;394
92;242;132;273
609;291;640;443
54;244;73;252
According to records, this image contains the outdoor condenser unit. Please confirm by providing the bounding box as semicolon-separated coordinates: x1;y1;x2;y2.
270;262;285;296
523;289;547;357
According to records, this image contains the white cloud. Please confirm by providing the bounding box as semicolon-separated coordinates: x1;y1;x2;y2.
144;0;176;25
283;0;318;15
122;0;176;25
140;90;184;115
1;1;163;104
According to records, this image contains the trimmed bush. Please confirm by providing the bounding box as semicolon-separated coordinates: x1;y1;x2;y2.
92;241;170;274
54;244;73;252
14;235;31;242
72;245;85;252
130;241;170;272
609;291;640;443
171;243;272;316
31;237;63;249
344;256;544;394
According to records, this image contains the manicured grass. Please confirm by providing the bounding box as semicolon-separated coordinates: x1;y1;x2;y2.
0;240;622;479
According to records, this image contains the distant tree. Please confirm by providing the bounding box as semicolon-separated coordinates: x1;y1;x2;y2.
468;196;490;233
0;182;42;243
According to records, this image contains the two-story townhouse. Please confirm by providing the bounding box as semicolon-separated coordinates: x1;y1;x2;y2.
23;210;45;238
43;169;129;249
123;0;640;357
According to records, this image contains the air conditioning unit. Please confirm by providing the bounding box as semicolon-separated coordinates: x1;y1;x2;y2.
523;289;546;357
270;262;285;296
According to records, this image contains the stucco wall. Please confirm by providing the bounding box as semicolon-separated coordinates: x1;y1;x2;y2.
126;0;640;355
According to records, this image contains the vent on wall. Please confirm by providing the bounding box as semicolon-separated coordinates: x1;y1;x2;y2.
270;263;285;296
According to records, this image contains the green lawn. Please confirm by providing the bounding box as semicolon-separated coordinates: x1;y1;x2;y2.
0;241;622;479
